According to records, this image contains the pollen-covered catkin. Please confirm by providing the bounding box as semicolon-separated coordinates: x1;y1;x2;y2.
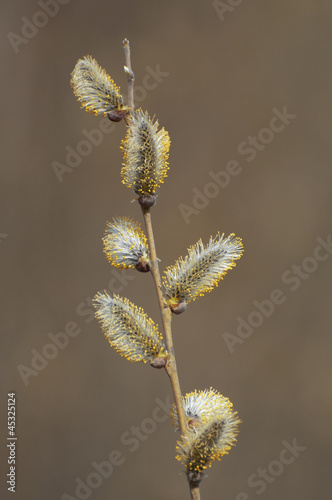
163;233;243;309
70;56;129;120
103;217;149;271
93;292;167;364
121;109;170;196
174;389;241;472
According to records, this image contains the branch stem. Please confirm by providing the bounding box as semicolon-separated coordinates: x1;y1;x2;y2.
141;207;187;436
190;484;201;500
123;38;200;499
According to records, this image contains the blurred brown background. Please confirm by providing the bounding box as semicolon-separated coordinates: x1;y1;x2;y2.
1;1;332;499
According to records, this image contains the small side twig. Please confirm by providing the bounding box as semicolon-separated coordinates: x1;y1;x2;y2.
123;38;135;114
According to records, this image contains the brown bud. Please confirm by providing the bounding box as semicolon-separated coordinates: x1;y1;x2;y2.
138;194;156;208
150;357;167;369
187;471;204;486
169;300;187;315
107;109;129;122
188;417;200;430
135;260;150;273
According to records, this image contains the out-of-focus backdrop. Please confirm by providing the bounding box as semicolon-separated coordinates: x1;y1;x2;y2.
1;1;332;499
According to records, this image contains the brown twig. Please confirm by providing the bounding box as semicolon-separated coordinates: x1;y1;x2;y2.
188;473;203;500
123;38;200;500
190;484;201;500
141;207;187;435
122;38;135;114
143;207;201;498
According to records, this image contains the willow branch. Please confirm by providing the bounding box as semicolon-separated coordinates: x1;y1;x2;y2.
123;38;198;499
141;207;187;435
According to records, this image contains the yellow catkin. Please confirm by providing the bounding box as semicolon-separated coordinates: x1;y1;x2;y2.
94;292;167;363
121;109;170;196
163;233;243;305
103;217;149;269
70;56;129;117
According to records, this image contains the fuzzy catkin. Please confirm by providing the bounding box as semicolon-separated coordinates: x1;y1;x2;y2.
103;217;149;269
176;411;241;472
94;292;167;363
163;233;243;305
121;109;170;196
70;56;127;117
